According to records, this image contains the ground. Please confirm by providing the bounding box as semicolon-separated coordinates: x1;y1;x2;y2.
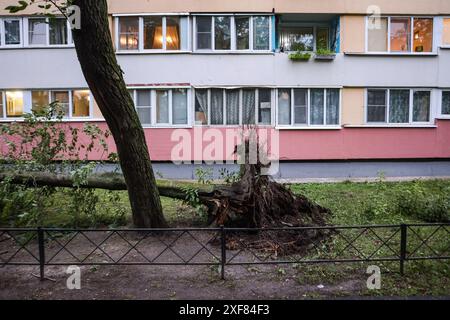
0;179;449;299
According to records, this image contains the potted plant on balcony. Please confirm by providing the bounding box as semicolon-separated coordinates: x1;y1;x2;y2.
314;48;336;61
288;43;312;61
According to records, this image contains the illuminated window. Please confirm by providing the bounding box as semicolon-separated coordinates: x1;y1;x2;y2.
72;90;90;117
119;17;139;50
413;18;433;52
5;91;24;117
443;18;450;46
390;18;411;52
32;90;49;114
165;16;181;50
144;16;163;49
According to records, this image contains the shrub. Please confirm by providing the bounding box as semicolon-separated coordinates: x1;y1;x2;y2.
288;52;311;61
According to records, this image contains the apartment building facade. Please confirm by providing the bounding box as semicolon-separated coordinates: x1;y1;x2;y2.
0;0;450;168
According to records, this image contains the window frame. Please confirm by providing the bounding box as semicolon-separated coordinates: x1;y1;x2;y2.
365;16;435;54
115;14;190;53
193;14;272;53
1;17;23;48
440;89;450;117
278;23;330;52
275;88;342;128
24;17;72;47
365;88;433;124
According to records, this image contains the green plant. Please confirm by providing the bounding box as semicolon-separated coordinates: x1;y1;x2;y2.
288;52;312;61
195;167;213;185
315;48;335;56
218;168;241;184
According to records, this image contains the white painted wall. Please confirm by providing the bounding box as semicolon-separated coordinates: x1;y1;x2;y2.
1;49;450;89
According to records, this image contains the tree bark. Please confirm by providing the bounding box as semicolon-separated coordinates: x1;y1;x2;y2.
71;0;167;227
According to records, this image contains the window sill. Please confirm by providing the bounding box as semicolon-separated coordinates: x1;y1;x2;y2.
192;50;274;55
275;126;342;130
142;125;193;129
0;118;103;123
439;46;450;50
0;45;75;50
436;116;450;120
344;52;438;57
343;124;437;128
116;50;192;55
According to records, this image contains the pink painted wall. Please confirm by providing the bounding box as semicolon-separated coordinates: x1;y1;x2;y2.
2;121;450;161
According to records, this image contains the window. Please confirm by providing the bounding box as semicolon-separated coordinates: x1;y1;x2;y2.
443;18;450;46
215;16;231;50
442;91;450;115
119;17;139;50
195;15;271;51
258;89;272;125
210;89;224;125
316;27;329;51
235;16;250;50
195;89;208;124
28;18;46;45
367;89;431;124
31;90;49;114
51;91;70;117
367;17;434;53
172;89;188;124
49;18;68;45
277;89;340;126
242;89;256;125
156;90;169;124
5;91;24;117
165;17;181;50
226;90;240;125
252;16;270;50
4;19;21;45
136;90;151;125
144;16;163;50
72;90;90;117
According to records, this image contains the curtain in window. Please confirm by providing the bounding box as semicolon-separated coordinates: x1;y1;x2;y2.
144;16;163;49
413;18;433;53
210;89;223;125
242;89;255;124
166;17;180;50
277;89;291;125
226;90;240;125
49;19;67;45
195;89;208;124
172;89;187;124
119;17;139;50
156;90;169;123
326;89;339;125
294;89;307;124
310;89;324;125
390;18;411;52
442;92;450;115
389;90;410;123
29;19;46;45
413;91;430;122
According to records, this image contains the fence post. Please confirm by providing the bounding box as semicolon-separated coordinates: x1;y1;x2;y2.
37;227;45;281
220;225;226;280
400;224;407;276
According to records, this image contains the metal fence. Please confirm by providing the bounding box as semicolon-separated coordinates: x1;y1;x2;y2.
0;223;448;280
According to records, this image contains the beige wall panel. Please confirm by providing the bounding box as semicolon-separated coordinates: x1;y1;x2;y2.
340;16;365;53
1;0;450;15
443;18;450;46
342;88;365;125
92;99;104;119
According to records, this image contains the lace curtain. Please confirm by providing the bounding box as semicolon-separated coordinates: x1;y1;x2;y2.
326;89;339;125
49;19;67;45
442;92;450;115
310;89;324;125
413;91;430;122
278;89;291;125
389;90;410;123
195;90;208;124
210;89;224;125
226;90;240;125
242;90;255;124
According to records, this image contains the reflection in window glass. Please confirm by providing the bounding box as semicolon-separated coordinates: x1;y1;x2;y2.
368;17;388;52
49;18;68;45
442;91;450;115
5;20;21;45
310;89;324;125
51;91;70;117
316;28;329;51
390;18;411;52
367;89;387;122
119;17;139;50
196;16;212;49
210;89;224;125
280;27;313;51
253;16;270;50
326;89;340;125
72;90;90;117
226;90;240;125
172;89;188;124
6;91;24;117
294;89;307;124
413;91;430;122
258;89;271;125
389;90;410;123
136;90;151;125
235;17;250;50
413;18;433;52
195;89;208;124
166;17;181;50
156;90;169;123
242;89;255;125
144;17;163;49
32;91;49;114
215;16;231;50
278;89;291;125
29;18;46;45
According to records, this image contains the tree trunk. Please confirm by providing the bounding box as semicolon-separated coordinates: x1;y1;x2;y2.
71;0;167;227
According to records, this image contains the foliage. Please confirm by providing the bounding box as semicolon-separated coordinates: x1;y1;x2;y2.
195;167;213;185
218;168;241;184
288;52;312;61
315;48;336;56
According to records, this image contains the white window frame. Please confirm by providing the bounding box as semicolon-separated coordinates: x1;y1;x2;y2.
439;89;450;118
365;88;434;124
365;16;436;54
115;15;190;53
1;17;23;48
193;14;273;53
276;88;341;128
278;23;330;52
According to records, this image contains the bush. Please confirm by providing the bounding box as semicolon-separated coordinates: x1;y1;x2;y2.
288;52;311;61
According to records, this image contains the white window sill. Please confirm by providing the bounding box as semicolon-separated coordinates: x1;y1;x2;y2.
0;45;75;50
344;52;438;57
436;116;450;120
116;50;192;55
275;126;342;130
439;46;450;49
192;50;274;55
343;124;437;128
142;125;193;129
0;118;102;123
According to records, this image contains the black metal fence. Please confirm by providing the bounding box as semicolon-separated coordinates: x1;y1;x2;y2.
0;223;448;280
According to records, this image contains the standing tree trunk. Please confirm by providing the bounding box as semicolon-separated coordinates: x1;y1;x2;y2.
71;0;167;227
